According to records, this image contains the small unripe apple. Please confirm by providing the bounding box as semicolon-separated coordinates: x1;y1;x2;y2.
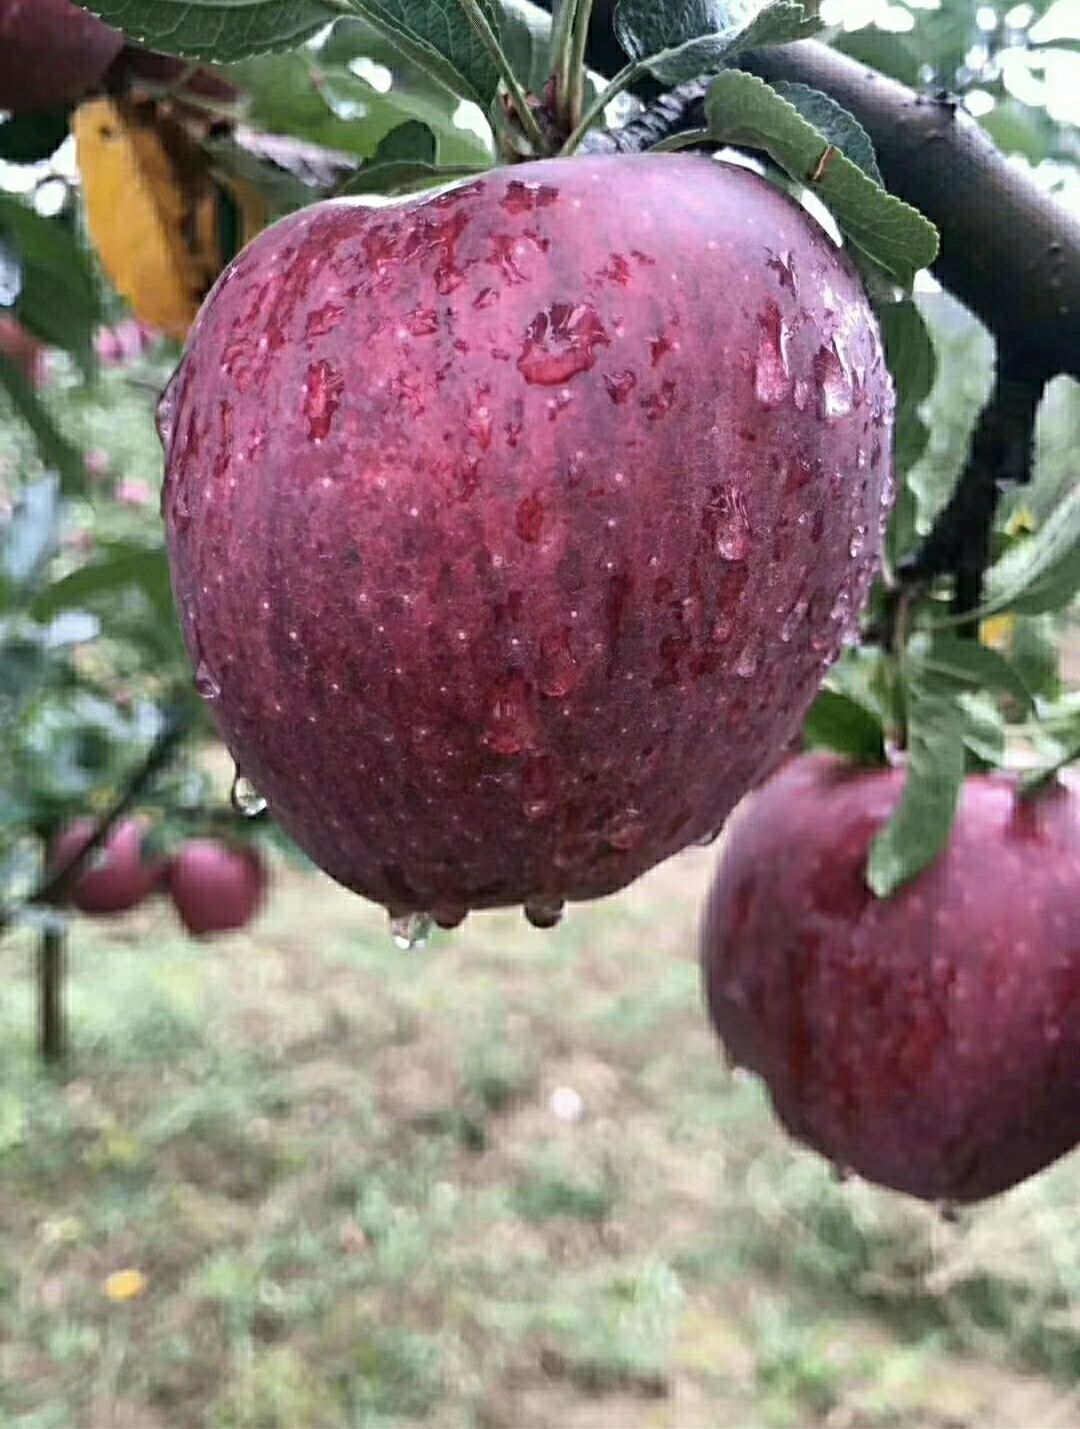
50;816;163;915
167;839;265;936
700;753;1080;1203
0;0;122;114
163;154;893;918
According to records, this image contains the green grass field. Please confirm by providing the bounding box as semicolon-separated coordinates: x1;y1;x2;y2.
1;848;1077;1428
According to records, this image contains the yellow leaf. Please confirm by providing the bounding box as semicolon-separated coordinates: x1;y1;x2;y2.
981;614;1017;651
103;1267;147;1302
74;98;221;340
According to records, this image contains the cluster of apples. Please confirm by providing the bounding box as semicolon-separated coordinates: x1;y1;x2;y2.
51;817;265;937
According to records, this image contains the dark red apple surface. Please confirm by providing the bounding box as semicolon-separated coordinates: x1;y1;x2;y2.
50;816;162;915
168;839;265;936
0;316;44;386
701;753;1080;1202
0;0;122;113
162;154;894;919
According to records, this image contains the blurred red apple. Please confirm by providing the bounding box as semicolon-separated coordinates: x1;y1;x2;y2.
168;839;265;936
0;0;122;113
163;154;893;921
701;752;1080;1203
0;316;44;386
50;815;163;915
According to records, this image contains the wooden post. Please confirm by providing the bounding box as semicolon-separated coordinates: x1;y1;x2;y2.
38;922;67;1065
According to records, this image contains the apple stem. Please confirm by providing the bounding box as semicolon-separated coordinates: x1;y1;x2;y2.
456;0;552;156
559;60;641;154
564;0;597;131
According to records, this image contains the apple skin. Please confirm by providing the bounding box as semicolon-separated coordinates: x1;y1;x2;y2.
700;752;1080;1203
50;816;163;916
0;0;122;114
162;154;894;917
167;839;265;937
0;316;44;387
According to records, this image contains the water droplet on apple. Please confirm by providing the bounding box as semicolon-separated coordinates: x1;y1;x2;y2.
194;659;221;701
483;672;536;755
754;302;791;409
517;302;610;385
390;911;434;951
156;370;180;452
524;897;564;929
735;647;759;678
603;369;637;405
304;358;344;440
706;485;752;562
433;902;468;930
780;598;809;643
605;809;646;851
815;340;854;421
231;772;267;818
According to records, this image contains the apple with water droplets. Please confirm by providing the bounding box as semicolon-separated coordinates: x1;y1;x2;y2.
168;839;265;937
0;0;122;113
701;753;1080;1202
50;816;163;916
162;154;893;921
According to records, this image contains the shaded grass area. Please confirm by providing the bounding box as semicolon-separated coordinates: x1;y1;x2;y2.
1;850;1077;1428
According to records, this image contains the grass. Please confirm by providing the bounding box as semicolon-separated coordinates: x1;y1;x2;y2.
0;848;1077;1428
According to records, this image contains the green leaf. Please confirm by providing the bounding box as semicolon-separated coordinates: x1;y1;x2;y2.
877;296;935;474
0;477;60;596
504;0;556;91
831;26;920;87
1006;614;1061;702
0;355;86;495
346;0;504;107
866;670;966;896
803;687;886;765
1020;730;1080;797
0;110;72;165
0;197;101;372
31;542;174;625
705;70;939;286
767;82;881;184
226;29;492;168
981;483;1080;617
616;0;822;86
337;159;485;196
76;0;337;62
914;631;1035;714
372;118;438;163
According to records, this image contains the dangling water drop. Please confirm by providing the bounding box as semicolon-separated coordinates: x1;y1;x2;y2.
231;772;267;819
936;1200;963;1226
524;897;565;929
390;911;434;951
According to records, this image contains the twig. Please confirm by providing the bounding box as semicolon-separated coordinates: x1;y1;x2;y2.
0;705;190;936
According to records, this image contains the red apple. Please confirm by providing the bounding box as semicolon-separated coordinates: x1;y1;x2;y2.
167;839;265;936
700;753;1080;1202
0;315;44;387
0;0;122;114
50;815;163;915
162;154;894;920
